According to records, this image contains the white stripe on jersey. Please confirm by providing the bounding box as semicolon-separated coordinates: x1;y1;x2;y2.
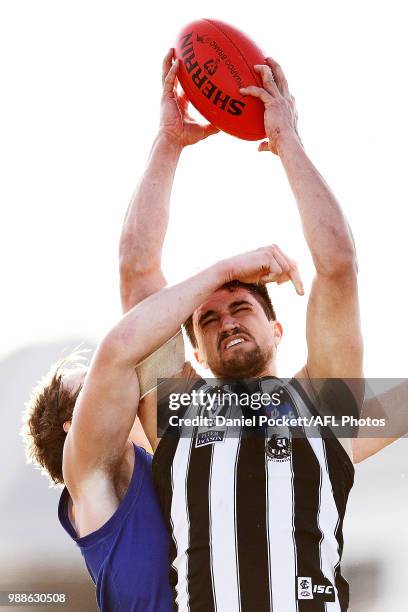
266;445;298;611
209;435;242;612
171;435;193;611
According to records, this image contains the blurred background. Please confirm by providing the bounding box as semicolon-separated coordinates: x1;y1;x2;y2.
1;0;407;610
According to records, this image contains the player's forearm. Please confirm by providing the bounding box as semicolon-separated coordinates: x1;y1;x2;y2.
108;262;225;365
277;133;357;277
119;131;182;277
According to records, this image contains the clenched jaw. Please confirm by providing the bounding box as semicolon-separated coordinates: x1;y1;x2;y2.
219;331;253;353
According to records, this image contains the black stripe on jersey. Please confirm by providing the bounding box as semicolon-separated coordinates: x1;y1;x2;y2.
236;436;271;612
286;382;327;611
333;564;349;612
323;438;354;611
291;432;326;612
290;380;353;611
186;440;216;612
152;434;180;607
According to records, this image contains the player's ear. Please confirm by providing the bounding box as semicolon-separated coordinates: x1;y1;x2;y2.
194;349;208;369
63;420;72;433
272;321;283;346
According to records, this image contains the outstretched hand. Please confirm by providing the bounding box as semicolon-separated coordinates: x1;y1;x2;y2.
240;58;301;155
159;49;219;148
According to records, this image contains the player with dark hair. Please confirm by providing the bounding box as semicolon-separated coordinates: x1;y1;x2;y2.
132;56;364;612
184;280;276;348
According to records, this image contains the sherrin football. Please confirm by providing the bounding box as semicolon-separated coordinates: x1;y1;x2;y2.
174;19;267;140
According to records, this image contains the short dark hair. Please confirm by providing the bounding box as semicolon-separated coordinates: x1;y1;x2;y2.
22;354;86;485
184;280;276;348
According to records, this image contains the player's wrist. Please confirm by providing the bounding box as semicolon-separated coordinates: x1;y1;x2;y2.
203;259;231;288
182;261;229;314
275;129;303;156
156;129;184;153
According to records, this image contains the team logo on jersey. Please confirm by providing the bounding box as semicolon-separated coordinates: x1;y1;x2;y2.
297;577;313;599
265;435;292;462
203;58;220;75
297;577;335;601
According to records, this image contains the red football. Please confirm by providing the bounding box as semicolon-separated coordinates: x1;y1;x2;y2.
174;19;267;141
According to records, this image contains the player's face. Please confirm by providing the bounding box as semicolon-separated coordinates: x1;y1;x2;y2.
192;288;282;378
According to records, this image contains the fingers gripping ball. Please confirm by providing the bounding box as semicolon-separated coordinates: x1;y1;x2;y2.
174;19;267;140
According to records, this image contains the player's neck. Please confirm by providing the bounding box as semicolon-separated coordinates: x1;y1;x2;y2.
255;361;278;379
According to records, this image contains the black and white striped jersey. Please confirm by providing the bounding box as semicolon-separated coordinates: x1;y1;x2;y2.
152;376;354;612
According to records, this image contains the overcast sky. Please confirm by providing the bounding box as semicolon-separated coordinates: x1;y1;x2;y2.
1;0;407;377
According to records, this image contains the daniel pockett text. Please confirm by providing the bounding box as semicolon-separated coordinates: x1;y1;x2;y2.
157;378;396;438
168;414;386;429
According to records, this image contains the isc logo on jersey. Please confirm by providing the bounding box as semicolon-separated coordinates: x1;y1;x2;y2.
297;577;335;602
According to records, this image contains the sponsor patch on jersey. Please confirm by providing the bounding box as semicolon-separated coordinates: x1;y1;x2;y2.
265;434;292;462
297;576;335;601
195;429;226;447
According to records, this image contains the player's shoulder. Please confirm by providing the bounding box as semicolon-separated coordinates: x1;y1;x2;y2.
293;366;355;462
293;366;314;394
178;360;200;381
293;366;363;409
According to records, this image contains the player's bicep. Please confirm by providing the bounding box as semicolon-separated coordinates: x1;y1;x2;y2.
306;272;363;378
63;345;140;488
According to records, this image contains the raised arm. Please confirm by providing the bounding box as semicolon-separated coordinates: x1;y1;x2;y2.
119;50;218;312
241;61;363;379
